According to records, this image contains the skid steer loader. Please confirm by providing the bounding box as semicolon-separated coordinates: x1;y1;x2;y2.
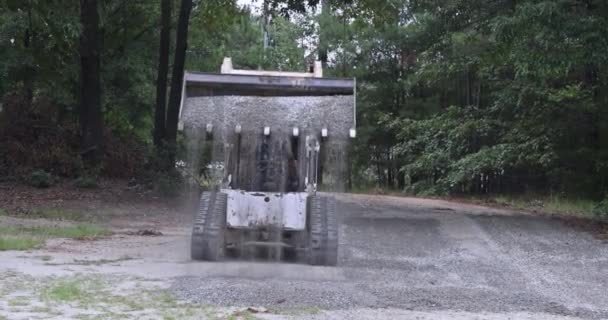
178;58;356;266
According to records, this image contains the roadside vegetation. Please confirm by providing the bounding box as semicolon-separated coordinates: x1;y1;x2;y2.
0;224;111;251
0;273;263;320
1;1;607;220
0;207;94;222
465;194;608;220
352;186;608;220
492;195;596;217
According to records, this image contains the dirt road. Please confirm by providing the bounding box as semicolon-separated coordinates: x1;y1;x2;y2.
0;189;607;319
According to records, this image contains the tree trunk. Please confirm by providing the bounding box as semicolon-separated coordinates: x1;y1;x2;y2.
153;0;171;147
165;0;193;157
317;0;330;68
466;66;472;106
23;3;34;103
79;0;103;166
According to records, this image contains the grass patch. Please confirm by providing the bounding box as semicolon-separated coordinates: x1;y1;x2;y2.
0;236;45;251
544;196;596;216
0;224;111;239
46;256;134;267
41;276;176;310
2;273;220;319
0;208;92;221
493;194;598;218
71;256;133;266
30;306;53;313
8;297;30;307
41;278;105;303
0;224;111;251
33;224;111;239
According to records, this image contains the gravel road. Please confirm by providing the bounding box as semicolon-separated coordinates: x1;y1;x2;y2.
171;194;608;319
1;193;607;319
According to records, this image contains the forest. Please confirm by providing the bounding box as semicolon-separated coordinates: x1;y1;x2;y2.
1;0;608;214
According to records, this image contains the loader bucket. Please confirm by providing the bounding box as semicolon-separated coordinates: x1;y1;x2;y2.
178;71;356;141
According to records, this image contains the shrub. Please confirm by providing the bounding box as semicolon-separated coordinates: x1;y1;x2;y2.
156;172;183;198
30;170;52;188
0;93;147;180
75;176;98;189
592;198;608;219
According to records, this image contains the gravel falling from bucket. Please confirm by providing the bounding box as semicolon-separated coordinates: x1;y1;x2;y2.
181;94;354;262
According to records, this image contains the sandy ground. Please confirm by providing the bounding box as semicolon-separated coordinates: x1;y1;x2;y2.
0;183;607;319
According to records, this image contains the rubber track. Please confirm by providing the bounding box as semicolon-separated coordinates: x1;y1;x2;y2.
191;191;227;261
308;195;338;266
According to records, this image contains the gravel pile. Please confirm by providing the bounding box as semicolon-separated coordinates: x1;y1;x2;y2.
171;277;372;309
171;269;607;319
170;198;608;319
180;95;355;139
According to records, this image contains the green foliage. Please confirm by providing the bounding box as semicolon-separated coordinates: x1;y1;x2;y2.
2;0;607;201
495;194;598;217
544;197;597;217
323;0;608;197
0;208;91;221
30;170;52;188
1;0;311;181
0;236;44;251
41;277;105;303
75;176;98;189
187;5;308;72
0;224;110;251
0;1;80;105
0;0;155;180
0;93;84;178
593;198;608;219
17;224;111;239
156;171;184;198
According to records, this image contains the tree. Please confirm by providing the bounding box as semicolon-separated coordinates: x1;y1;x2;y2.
79;0;103;166
3;0;606;199
153;0;171;148
186;3;308;72
317;0;330;67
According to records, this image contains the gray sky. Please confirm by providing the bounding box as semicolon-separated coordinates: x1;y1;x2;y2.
237;0;262;14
